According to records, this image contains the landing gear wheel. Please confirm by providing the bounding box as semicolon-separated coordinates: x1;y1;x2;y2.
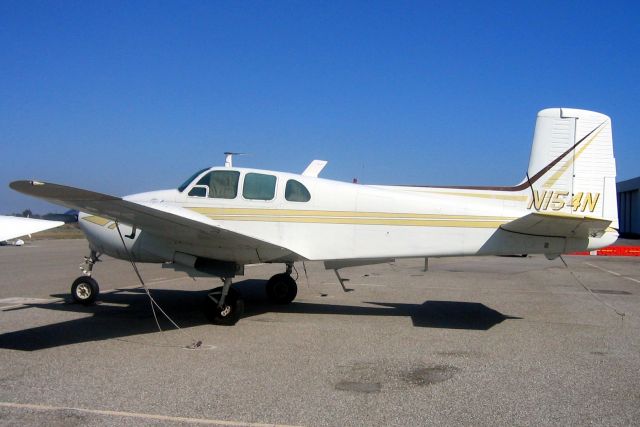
206;287;244;326
71;276;100;305
266;273;298;304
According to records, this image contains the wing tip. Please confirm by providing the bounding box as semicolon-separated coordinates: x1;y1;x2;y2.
9;180;47;194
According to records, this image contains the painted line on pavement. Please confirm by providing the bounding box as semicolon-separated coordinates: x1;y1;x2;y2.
585;262;640;284
347;283;386;287
0;401;302;427
0;276;202;312
0;297;64;311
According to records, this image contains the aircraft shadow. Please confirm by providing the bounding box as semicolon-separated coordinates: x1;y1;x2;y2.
0;280;520;351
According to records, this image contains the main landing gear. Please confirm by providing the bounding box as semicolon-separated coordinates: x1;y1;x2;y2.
70;250;101;305
266;263;298;304
204;263;299;325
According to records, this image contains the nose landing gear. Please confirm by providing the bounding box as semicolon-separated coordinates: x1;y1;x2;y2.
71;276;100;305
70;250;101;305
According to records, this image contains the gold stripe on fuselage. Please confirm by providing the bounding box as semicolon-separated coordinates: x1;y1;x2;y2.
412;191;528;201
189;207;516;221
203;215;507;228
189;207;515;228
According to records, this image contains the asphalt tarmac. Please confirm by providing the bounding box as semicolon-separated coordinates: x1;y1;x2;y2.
0;239;638;426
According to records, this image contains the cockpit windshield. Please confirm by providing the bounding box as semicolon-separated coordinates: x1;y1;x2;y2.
177;168;209;192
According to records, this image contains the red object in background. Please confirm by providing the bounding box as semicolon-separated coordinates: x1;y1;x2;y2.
569;246;640;256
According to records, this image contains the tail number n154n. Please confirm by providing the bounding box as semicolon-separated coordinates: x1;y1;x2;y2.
527;190;600;213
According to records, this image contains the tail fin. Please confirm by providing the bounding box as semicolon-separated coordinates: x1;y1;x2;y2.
524;108;617;229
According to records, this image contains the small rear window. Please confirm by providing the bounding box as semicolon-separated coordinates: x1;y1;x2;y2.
243;173;276;200
285;180;311;202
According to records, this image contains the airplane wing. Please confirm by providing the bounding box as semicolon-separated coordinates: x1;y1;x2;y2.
0;215;64;242
500;212;612;238
9;180;298;262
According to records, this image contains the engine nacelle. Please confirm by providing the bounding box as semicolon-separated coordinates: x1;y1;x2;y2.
78;212;172;263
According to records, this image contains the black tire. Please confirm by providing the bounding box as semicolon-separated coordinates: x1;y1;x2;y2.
266;273;298;304
205;287;244;326
71;276;100;305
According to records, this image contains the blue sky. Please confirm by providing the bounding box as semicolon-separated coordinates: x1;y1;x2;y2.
2;0;639;213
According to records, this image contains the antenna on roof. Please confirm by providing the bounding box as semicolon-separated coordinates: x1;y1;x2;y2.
223;152;247;168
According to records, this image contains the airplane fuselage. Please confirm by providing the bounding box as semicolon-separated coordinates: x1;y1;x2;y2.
79;166;618;268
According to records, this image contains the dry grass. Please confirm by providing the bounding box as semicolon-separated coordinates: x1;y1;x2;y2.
31;223;86;240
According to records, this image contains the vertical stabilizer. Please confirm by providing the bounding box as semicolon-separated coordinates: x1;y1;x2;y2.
525;108;617;228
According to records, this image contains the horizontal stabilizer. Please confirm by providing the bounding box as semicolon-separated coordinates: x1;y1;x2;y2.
501;212;611;238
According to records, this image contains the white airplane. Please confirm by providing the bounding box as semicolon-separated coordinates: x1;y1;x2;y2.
0;215;64;246
10;108;618;325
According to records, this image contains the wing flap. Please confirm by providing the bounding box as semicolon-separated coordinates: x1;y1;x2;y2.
9;180;298;262
501;212;611;238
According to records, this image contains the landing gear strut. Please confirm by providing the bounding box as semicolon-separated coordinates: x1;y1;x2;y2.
71;250;101;305
266;263;298;305
205;277;245;325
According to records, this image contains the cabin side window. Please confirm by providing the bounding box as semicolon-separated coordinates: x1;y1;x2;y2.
243;173;276;200
189;170;240;199
285;179;311;202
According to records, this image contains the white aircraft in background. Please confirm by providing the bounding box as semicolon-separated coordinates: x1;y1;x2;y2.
0;215;64;246
10;108;618;325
